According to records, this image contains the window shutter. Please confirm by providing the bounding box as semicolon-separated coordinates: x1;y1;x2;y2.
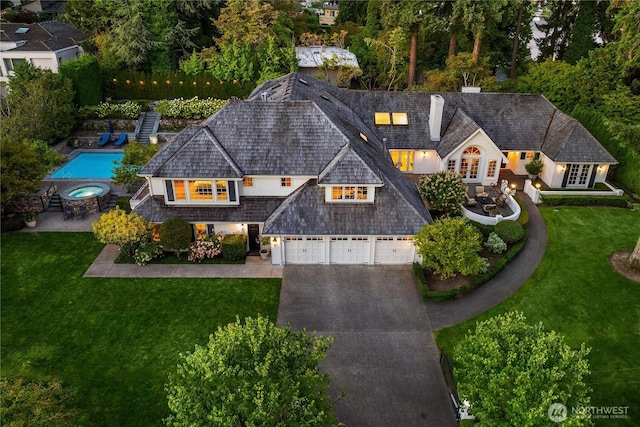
561;165;571;187
165;180;175;201
588;165;598;188
228;181;236;202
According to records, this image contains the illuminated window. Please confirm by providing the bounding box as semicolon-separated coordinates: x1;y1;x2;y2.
359;132;368;142
216;180;228;201
374;112;391;125
281;177;291;187
194;223;207;240
392;112;408;125
525;151;535;160
463;146;481;156
487;160;497;177
344;186;355;199
152;224;160;241
188;180;213;201
447;160;457;172
243;177;253;186
390;150;414;172
174;180;186;200
332;186;343;200
357;186;368;200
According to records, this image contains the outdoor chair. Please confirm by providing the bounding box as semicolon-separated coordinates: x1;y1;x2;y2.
482;203;498;215
494;194;508;207
475;186;485;196
114;133;128;146
63;205;75;220
464;193;477;206
98;132;111;146
76;205;87;220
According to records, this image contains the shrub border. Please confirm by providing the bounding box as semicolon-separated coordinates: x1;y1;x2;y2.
540;194;631;208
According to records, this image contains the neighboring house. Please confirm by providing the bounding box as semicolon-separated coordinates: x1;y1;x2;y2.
19;0;66;15
132;72;616;265
296;45;359;86
318;2;338;26
0;21;88;83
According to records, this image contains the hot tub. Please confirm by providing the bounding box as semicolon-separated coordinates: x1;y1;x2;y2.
60;183;111;215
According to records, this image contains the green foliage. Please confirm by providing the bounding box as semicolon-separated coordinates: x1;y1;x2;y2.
58;54;103;106
165;316;335;427
471;222;495;238
78;101;143;119
494;220;524;244
112;141;159;192
0;377;78;426
524;157;544;175
133;241;164;266
517;58;575;111
484;232;507;254
110;71;247;100
418;171;465;217
24;139;63;170
540;195;631;208
469;230;528;290
154;97;227;119
178;50;205;76
116;196;132;213
412;263;458;301
0;139;48;213
221;233;247;260
454;312;592;426
92;208;152;257
516;198;529;226
158;217;193;253
415;218;485;280
3;64;75;144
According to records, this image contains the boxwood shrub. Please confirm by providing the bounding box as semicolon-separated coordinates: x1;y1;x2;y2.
540;194;630;208
158;217;192;253
221;234;247;260
494;220;524;244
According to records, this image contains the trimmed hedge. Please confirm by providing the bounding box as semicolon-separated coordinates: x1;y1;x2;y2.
540;194;631;208
116;196;132;213
158;218;193;253
494;220;524;244
516;198;529;226
412;263;458;301
221;234;247;260
59;54;103;106
471;222;495;238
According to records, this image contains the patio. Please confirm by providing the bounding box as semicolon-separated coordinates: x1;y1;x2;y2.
462;184;515;218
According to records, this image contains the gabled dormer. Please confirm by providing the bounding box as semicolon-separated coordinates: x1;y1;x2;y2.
318;145;383;203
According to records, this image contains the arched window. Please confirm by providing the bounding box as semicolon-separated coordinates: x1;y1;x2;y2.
463;146;481;156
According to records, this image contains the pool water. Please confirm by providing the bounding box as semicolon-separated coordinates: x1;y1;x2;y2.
50;153;124;179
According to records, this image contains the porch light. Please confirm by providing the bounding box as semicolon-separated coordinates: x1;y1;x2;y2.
511;183;516;190
535;183;541;189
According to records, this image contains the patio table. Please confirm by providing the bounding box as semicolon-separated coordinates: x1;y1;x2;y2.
477;196;493;205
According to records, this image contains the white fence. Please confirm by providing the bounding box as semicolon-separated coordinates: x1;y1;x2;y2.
461;194;521;226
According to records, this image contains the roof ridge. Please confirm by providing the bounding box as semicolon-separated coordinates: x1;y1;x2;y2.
201;127;244;177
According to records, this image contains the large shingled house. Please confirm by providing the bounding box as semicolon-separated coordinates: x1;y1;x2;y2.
132;72;616;265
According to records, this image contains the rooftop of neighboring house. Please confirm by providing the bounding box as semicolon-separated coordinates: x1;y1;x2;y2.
0;21;88;52
296;45;360;69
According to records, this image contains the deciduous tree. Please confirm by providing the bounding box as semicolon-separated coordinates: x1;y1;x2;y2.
165;316;335;427
92;208;152;257
454;312;592;426
0;139;48;214
414;218;485;279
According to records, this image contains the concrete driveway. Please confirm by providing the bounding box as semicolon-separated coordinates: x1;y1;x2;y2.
278;265;457;427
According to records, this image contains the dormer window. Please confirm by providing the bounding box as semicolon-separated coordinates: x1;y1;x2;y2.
165;179;237;204
331;186;370;201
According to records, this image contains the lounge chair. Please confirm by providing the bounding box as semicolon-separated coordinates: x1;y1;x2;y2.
98;132;111;146
482;204;498;216
63;204;75;220
464;193;477;206
114;133;128;146
76;205;87;220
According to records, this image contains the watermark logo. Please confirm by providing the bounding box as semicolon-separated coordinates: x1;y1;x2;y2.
548;403;630;422
548;403;567;422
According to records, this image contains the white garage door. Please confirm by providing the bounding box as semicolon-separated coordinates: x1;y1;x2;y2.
330;237;370;264
284;236;325;264
374;236;415;264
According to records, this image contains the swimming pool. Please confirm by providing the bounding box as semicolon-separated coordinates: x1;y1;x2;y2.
50;152;124;179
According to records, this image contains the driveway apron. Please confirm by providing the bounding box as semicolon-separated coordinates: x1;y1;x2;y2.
278;265;457;427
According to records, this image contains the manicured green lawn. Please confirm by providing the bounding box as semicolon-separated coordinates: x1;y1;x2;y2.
1;232;281;426
436;207;640;426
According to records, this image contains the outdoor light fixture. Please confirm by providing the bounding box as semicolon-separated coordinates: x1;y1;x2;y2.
273;237;277;243
535;183;541;189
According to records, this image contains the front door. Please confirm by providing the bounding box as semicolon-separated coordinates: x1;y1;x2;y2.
460;146;481;181
248;224;260;252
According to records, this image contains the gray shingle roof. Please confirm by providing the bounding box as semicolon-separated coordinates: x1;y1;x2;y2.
436;108;482;157
134;196;286;223
263;180;431;235
1;21;88;52
318;145;383;185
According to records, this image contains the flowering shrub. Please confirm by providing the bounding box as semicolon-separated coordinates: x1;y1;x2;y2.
78;101;143;119
154;97;227;119
188;234;223;262
418;171;465;217
484;232;507;254
22;204;37;221
133;241;164;266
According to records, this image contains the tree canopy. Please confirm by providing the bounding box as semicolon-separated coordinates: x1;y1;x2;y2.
454;312;592;426
165;316;335;426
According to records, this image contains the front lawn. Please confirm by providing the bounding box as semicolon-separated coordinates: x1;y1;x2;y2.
436;207;640;426
0;232;281;426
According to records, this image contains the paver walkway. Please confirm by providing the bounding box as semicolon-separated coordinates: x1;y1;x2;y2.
278;265;457;427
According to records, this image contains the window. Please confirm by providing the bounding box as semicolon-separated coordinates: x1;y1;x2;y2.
390;150;414;172
525;151;535;160
332;186;369;201
215;180;228;201
281;177;291;187
359;132;368;142
447;160;457;172
392;112;408;125
463;146;481;156
3;58;26;72
174;180;187;201
194;224;207;240
374;112;391;125
243;177;253;186
189;180;213;201
487;160;497;178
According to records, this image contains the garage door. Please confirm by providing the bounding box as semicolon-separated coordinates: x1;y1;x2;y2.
284;236;325;264
330;237;370;264
374;236;415;264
